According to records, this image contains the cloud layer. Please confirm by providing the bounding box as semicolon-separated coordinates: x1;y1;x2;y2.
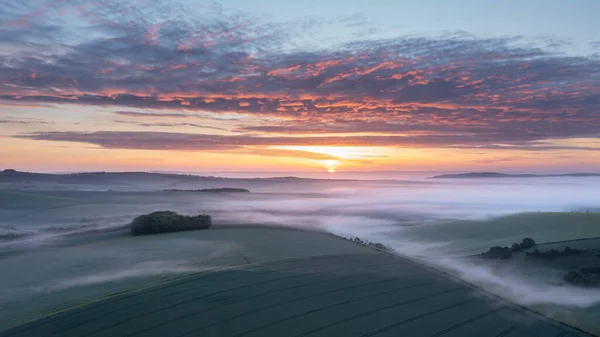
1;0;599;151
15;131;600;153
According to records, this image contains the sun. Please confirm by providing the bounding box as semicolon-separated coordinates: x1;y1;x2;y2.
323;159;338;173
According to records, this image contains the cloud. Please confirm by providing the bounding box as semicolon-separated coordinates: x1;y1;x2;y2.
470;157;517;164
14;131;600;152
109;110;243;121
113;120;228;131
0;117;54;125
1;0;600;151
13;130;347;160
452;144;600;152
238;148;341;161
111;111;196;119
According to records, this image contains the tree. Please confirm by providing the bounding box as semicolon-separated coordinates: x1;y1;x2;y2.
130;211;212;236
520;237;536;249
481;246;512;259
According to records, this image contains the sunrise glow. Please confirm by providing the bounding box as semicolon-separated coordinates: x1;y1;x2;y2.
322;160;339;173
0;1;599;173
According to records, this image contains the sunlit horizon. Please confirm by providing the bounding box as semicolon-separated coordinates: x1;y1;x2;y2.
1;1;600;173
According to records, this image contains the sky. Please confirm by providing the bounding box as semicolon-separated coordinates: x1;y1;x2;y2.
1;0;599;173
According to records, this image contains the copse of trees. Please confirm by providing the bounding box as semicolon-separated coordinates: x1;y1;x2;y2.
342;236;388;251
130;211;212;236
564;267;600;288
520;237;536;249
510;237;536;252
526;247;587;259
481;246;513;259
480;237;537;260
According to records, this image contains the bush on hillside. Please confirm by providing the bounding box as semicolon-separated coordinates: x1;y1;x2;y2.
480;237;537;259
526;247;587;259
130;211;212;236
481;246;512;260
520;237;536;249
564;267;600;288
344;236;388;251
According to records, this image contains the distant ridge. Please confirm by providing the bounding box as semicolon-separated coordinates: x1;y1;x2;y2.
431;172;600;179
164;188;250;193
0;170;426;184
0;170;315;184
0;170;340;182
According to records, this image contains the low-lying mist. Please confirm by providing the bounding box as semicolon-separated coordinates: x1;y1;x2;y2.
1;176;600;328
207;177;600;310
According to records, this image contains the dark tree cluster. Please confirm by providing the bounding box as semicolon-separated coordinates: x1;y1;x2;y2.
564;267;600;288
130;211;212;236
508;238;536;252
345;236;388;251
480;238;536;259
481;246;513;260
519;237;536;249
526;247;587;259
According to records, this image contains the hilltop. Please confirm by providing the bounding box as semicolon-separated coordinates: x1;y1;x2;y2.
431;172;600;179
0;169;418;192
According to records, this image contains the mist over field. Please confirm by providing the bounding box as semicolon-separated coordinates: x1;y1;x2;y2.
1;172;600;330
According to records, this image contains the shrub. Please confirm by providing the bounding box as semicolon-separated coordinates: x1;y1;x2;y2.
130;211;212;236
526;247;587;259
510;243;522;252
520;237;536;249
481;246;512;260
564;267;600;288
